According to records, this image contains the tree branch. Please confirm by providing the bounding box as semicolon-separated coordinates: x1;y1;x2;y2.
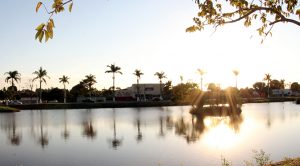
220;7;300;26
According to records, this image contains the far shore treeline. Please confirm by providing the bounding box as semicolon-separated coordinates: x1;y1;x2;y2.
0;66;300;103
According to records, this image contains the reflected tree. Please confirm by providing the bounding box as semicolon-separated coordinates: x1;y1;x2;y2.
108;110;122;149
7;114;22;146
38;110;49;148
134;109;143;142
61;110;70;140
158;116;165;137
82;110;97;139
228;114;244;133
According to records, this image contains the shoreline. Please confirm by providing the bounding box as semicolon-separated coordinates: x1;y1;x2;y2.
8;97;299;110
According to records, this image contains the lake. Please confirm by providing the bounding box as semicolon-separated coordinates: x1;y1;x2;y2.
1;102;300;166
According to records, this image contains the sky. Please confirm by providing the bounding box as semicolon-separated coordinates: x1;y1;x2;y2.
0;0;299;91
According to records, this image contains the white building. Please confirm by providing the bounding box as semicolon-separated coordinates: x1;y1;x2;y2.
116;84;162;100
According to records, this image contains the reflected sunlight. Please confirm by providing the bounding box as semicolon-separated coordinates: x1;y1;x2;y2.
202;117;241;149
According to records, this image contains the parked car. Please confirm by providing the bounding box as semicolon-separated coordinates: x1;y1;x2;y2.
9;100;23;105
82;99;95;103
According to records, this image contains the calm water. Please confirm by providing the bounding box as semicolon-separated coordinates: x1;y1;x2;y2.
1;102;300;166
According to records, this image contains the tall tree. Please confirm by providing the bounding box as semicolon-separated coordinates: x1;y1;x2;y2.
33;67;50;103
180;75;184;84
232;69;239;89
4;71;21;91
83;74;97;99
253;82;266;95
154;72;167;100
133;69;144;101
59;75;70;103
105;64;122;102
291;82;300;92
263;73;272;98
197;69;206;91
280;79;285;89
187;0;300;42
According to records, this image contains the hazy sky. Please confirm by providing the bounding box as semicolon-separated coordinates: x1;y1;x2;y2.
0;0;299;90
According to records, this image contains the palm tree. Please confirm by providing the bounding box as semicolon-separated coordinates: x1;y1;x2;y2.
280;79;285;97
180;75;183;84
133;69;144;101
105;64;122;102
232;69;239;89
33;67;50;103
154;72;167;100
197;69;205;91
264;73;272;98
280;79;285;89
59;75;70;103
83;74;97;99
4;70;21;91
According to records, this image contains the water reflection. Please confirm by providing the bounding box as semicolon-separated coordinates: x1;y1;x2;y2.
134;108;143;142
61;110;70;140
7;114;22;145
108;109;122;149
38;110;49;148
1;103;300;166
82;109;97;139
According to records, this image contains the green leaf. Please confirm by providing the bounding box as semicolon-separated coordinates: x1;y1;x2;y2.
45;30;49;42
35;23;45;31
48;30;53;39
186;25;199;32
69;3;73;12
38;30;44;43
36;2;42;13
35;30;42;39
50;19;55;28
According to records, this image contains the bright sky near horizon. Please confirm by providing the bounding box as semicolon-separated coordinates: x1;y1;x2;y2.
0;0;299;91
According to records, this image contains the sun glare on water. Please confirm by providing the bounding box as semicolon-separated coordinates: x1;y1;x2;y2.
201;117;242;149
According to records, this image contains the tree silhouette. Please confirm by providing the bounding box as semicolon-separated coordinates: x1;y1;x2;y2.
83;74;97;99
33;67;50;103
105;64;122;102
264;73;272;98
197;69;206;91
154;72;167;100
5;70;21;91
233;70;239;89
59;75;70;103
133;69;144;101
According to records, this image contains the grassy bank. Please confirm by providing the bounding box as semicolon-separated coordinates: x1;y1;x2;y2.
270;157;300;166
0;106;20;112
